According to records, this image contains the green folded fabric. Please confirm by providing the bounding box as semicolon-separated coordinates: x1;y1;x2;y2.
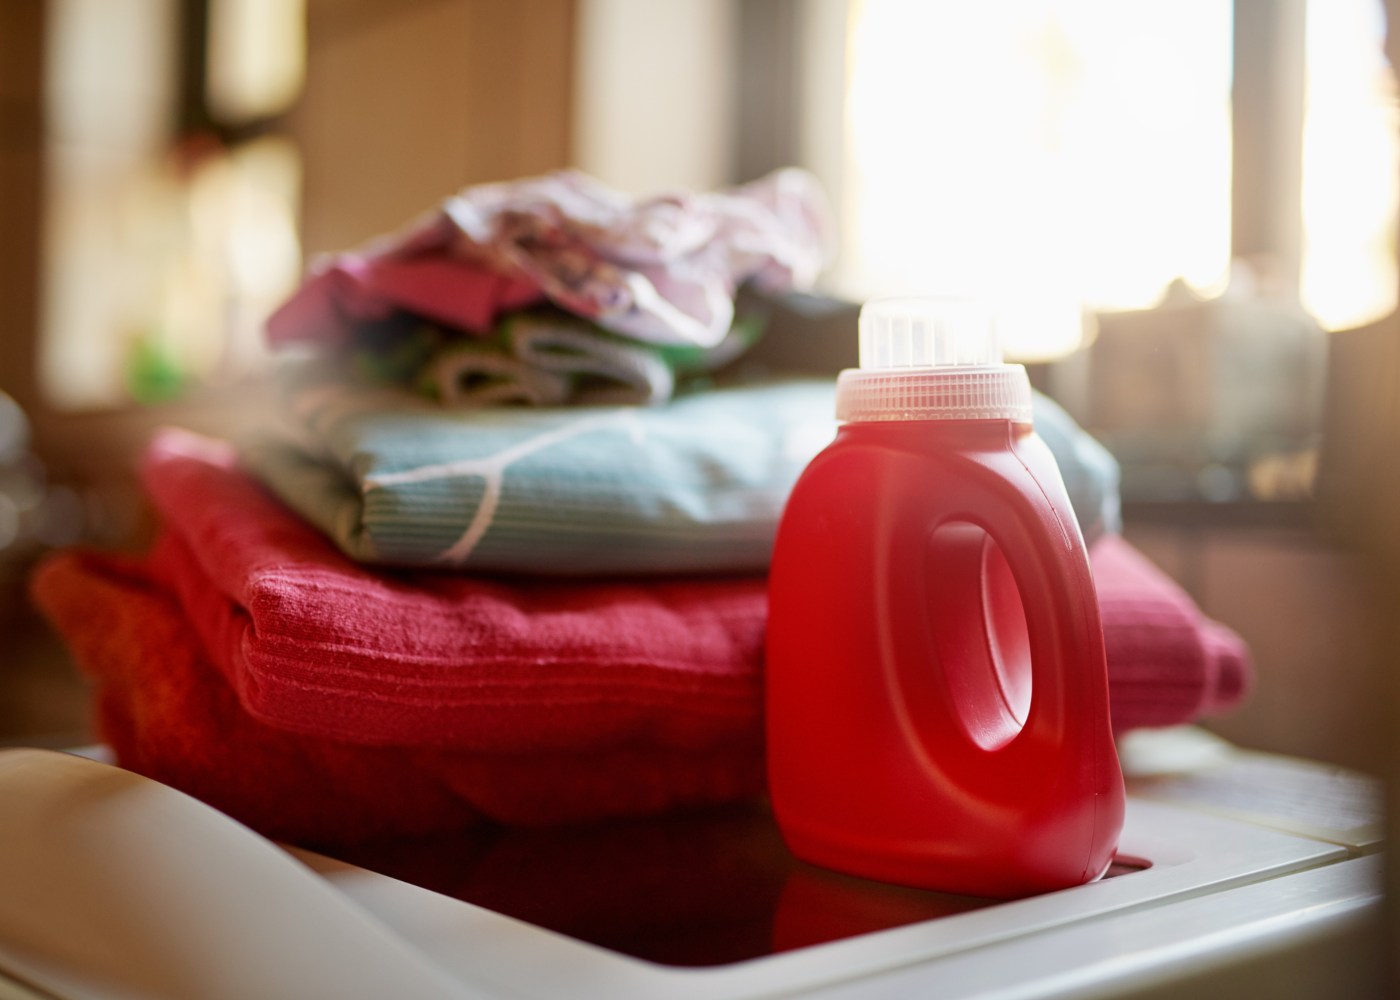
242;375;840;576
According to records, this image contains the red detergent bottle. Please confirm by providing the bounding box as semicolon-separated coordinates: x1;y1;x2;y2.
766;297;1124;899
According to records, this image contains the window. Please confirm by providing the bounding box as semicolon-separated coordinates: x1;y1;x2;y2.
33;1;1399;406
39;0;304;410
808;0;1397;359
1301;0;1398;330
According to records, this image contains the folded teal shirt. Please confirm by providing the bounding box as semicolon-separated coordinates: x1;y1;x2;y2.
243;377;841;576
243;374;1119;576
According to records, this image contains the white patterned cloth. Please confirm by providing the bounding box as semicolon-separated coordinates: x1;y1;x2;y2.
438;167;833;347
266;168;834;352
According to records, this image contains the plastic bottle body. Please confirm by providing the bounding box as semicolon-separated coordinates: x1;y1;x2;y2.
766;417;1125;899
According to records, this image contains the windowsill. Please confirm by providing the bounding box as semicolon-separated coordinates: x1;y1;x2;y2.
27;376;285;481
1121;497;1317;532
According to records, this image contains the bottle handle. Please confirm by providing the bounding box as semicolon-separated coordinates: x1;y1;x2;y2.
985;463;1109;748
880;455;1110;771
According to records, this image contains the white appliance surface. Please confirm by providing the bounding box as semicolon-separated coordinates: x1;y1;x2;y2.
0;734;1384;999
287;735;1384;1000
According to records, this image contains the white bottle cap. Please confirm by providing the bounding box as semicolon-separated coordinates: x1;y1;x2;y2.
835;297;1034;423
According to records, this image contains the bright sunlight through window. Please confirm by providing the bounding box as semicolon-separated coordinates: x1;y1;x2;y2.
834;0;1398;359
1301;0;1399;332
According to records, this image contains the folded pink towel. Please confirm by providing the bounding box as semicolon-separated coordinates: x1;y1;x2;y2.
1092;533;1252;729
266;168;833;351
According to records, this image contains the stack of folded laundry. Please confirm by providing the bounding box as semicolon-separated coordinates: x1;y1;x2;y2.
32;169;1252;851
264;168;823;408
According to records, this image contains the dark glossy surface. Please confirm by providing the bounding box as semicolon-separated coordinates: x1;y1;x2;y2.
327;802;1147;968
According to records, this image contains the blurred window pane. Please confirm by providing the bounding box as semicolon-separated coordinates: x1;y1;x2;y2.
206;0;306;124
39;0;302;410
1300;0;1399;331
828;0;1397;357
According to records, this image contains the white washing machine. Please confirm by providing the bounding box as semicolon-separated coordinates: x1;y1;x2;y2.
0;730;1385;999
293;728;1386;999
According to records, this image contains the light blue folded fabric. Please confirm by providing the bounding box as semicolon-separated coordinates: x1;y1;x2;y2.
242;370;1119;576
243;376;842;576
1031;392;1122;544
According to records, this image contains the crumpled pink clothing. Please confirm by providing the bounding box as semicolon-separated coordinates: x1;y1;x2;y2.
267;168;834;350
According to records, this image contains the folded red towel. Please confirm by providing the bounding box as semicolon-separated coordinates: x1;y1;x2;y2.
29;551;764;843
28;431;1251;845
1091;534;1252;730
139;429;768;754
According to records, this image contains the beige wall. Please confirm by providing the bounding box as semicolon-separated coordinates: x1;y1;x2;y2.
8;0;578;479
1126;522;1379;772
0;4;45;416
571;0;735;196
296;0;575;256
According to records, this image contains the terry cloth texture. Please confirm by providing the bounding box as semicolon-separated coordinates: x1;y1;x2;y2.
29;551;762;844
30;436;1250;847
136;429;770;751
1091;533;1253;728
